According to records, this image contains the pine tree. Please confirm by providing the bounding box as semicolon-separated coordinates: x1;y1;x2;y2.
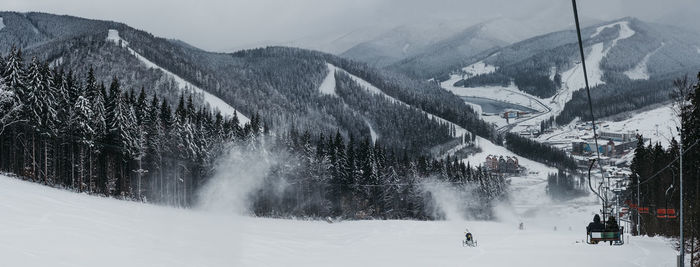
71;95;94;190
3;47;25;94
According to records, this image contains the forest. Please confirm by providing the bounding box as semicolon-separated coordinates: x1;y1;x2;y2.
546;169;588;201
1;11;496;159
555;76;674;125
504;132;578;171
626;74;700;265
0;47;509;220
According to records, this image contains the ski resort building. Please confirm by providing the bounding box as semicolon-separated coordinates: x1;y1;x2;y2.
571;138;639;157
484;155;520;174
599;131;636;142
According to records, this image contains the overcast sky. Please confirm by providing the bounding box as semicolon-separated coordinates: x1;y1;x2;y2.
2;0;697;52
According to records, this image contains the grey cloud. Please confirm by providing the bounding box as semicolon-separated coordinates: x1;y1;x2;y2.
2;0;696;52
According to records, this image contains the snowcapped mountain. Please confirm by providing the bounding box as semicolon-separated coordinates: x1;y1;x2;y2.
0;11;493;155
339;18;476;67
457;17;700;93
343;1;601;80
445;17;700;125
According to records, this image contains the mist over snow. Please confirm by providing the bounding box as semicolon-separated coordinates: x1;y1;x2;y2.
420;179;483;221
196;142;292;215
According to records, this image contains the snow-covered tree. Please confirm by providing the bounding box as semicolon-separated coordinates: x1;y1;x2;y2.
0;77;22;135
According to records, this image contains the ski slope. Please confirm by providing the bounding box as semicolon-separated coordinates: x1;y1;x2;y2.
557;21;636;109
604;104;679;146
340;65;468;138
444;20;639;135
0;172;679;267
106;30;249;124
318;63;378;142
624;43;664;80
318;63;339;96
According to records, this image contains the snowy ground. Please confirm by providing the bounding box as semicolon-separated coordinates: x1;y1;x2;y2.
0;172;679;267
106;30;249;124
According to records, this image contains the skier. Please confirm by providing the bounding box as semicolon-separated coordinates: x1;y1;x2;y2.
463;228;476;247
606;216;619;231
519;222;524;230
586;214;604;233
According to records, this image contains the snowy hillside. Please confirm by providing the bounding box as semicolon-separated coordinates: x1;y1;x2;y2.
538;104;680;149
441;18;700;136
560;21;636;92
106;29;250;124
442;61;552;133
0;171;679;267
624;43;664;80
318;63;339;96
328;63;469;138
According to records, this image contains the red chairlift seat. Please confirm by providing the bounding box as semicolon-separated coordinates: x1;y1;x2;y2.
655;208;677;219
656;208;667;218
638;207;649;214
666;209;677;219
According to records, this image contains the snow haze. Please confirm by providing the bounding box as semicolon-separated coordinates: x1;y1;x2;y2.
3;0;696;52
196;143;289;215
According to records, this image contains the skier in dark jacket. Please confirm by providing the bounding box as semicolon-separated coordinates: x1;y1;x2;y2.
606;216;619;231
586;214;604;232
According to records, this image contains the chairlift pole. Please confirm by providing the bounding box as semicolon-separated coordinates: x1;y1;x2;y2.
679;120;684;266
637;178;640;235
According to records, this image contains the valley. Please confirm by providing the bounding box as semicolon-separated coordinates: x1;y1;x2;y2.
0;5;698;267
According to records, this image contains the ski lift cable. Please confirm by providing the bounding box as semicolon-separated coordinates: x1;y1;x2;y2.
571;0;610;221
637;139;699;186
617;138;700;201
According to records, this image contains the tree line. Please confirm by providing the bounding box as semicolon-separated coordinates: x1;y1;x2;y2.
626;74;699;265
546;169;587;201
0;47;256;206
504;132;578;171
0;47;509;220
248;127;508;220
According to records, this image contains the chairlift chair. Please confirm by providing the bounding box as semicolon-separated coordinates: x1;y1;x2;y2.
587;227;624;245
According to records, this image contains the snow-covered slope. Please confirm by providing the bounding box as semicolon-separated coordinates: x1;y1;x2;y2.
605;104;679;146
446;20;647;135
0;17;5;31
624;43;664;80
464;137;555;175
106;29;249;124
0;172;679;267
559;21;636;103
461;61;498;77
341;67;469;138
539;104;679;148
318;63;339;96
